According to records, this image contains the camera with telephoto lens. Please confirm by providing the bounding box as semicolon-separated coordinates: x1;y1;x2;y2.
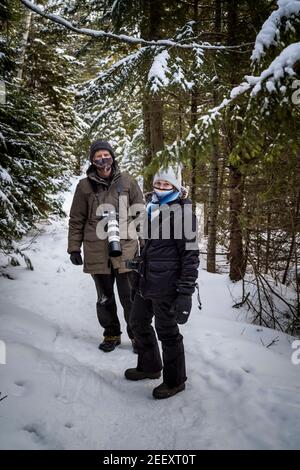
101;210;122;257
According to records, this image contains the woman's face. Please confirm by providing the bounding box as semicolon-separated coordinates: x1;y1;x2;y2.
153;180;174;191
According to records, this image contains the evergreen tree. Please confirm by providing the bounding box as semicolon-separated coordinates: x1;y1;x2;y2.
0;0;83;267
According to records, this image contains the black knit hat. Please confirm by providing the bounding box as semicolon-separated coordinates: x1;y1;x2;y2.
89;140;115;162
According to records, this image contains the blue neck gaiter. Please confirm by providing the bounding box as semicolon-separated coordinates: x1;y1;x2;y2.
147;189;180;214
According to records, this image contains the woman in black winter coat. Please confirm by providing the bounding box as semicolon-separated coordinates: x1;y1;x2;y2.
125;165;199;399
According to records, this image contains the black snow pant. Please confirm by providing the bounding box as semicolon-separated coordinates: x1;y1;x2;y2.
130;293;187;388
92;269;133;339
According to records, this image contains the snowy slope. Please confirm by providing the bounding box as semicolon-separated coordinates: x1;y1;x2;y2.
0;179;300;450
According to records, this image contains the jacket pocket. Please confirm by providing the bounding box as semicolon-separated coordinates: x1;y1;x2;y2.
144;258;180;297
147;258;180;272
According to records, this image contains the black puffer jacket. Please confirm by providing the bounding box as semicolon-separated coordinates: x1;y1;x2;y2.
139;195;199;300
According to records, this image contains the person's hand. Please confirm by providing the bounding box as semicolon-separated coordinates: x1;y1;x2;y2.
171;294;192;324
70;252;83;266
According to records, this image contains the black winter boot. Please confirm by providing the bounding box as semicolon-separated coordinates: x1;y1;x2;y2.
152;382;185;399
99;335;121;352
124;368;161;381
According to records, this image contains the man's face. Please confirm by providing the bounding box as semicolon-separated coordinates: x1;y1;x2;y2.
92;149;113;178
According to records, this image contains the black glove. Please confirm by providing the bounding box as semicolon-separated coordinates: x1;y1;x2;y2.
70;252;83;266
172;294;192;324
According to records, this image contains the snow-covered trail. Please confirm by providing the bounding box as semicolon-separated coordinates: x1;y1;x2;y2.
1;180;300;450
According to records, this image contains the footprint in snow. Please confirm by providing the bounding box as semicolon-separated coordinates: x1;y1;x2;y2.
11;380;27;397
64;422;74;429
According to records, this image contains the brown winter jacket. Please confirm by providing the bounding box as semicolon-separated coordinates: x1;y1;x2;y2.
67;164;144;274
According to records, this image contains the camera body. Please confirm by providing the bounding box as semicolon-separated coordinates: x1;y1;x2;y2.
125;259;140;270
125;257;143;273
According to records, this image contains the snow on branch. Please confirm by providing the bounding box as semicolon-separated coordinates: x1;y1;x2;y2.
147;49;195;93
148;49;170;93
200;42;300;123
20;0;251;51
91;49;144;86
157;42;300;162
251;0;300;62
0;166;13;185
249;42;300;95
80;48;147;101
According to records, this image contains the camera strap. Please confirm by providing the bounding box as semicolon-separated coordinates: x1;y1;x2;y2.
115;179;124;196
89;179;99;193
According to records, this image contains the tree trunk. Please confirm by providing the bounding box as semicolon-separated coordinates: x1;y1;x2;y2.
142;90;164;192
229;165;245;281
265;208;271;274
207;130;220;272
150;95;164;157
141;0;164;192
206;1;223;273
215;0;222;32
227;0;245;281
282;189;300;285
217;151;227;211
190;0;199;211
190;91;198;210
203;202;209;236
17;1;34;81
142;95;152;191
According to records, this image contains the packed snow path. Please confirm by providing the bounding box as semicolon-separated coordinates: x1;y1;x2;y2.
0;179;300;450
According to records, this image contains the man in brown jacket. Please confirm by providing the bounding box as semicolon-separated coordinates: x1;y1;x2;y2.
67;140;144;352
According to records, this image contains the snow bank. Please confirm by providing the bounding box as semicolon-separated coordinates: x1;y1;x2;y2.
0;180;300;449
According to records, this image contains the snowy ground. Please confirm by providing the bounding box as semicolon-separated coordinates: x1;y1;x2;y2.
0;178;300;450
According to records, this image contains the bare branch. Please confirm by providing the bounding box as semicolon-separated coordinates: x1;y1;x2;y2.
232;292;250;308
20;0;252;51
0;393;8;402
266;337;279;348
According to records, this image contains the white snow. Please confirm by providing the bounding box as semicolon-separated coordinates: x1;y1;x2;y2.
20;0;219;51
0;178;300;450
148;50;170;93
250;42;300;96
198;41;300;123
34;38;46;46
0;167;12;184
171;59;195;91
0;189;9;203
252;0;300;62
